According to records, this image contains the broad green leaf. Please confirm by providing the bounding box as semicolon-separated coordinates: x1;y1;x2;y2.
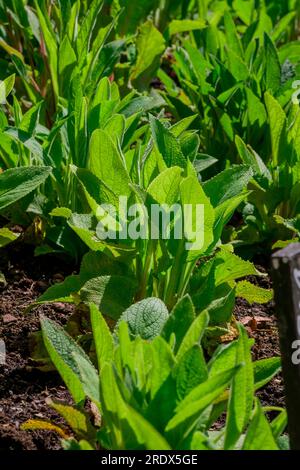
59;35;77;96
209;341;238;376
147;166;182;205
224;11;243;56
170;115;198;138
175;345;208;401
265;92;286;166
271;12;297;43
236;280;273;304
32;275;82;307
203;165;252;207
161;295;195;353
176;310;209;361
80;275;137;321
0;167;51;211
150;116;187;169
104;114;126;146
215;249;261;285
150;336;176;398
264;33;281;94
245;88;267;128
243;400;279;450
49;400;96;441
271;410;288;440
90;303;114;369
0;227;19;248
0;74;15;103
166;19;206;38
180;175;215;255
224;324;254;449
88;129;131;197
34;0;58;100
130;21;166;91
41;316;99;404
116;298;169;340
100;363;171;450
116;0;155;36
235;135;271;181
254;357;281;391
165;366;240;437
19;102;43;136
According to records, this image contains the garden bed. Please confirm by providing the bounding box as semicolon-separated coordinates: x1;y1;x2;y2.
0;245;285;450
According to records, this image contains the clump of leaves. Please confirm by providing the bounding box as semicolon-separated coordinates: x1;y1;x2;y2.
29;112;272;326
22;302;287;450
159;6;300;164
231;93;300;255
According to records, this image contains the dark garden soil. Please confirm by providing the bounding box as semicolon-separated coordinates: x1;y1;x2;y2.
0;244;75;450
0;244;285;450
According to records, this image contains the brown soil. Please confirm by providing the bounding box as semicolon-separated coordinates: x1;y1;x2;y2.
0;244;75;450
0;245;285;451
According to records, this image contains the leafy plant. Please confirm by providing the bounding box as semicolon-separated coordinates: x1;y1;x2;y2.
231;93;300;254
22;302;286;450
158;3;300;165
28;112;272;325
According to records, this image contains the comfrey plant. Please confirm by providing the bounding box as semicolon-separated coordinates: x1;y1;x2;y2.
232;93;300;254
158;5;300;163
22;302;287;450
30;110;272;328
0;75;164;254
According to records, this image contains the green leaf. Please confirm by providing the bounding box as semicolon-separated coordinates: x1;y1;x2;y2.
100;363;171;450
116;0;155;36
116;298;169;340
0;227;19;248
80;275;137;321
0;166;51;211
48;400;96;441
243;399;279;450
0;74;15;103
224;324;254;449
89;303;114;369
166;19;206;38
19;102;43;136
236;280;273;304
175;345;208;401
150;116;187;169
203;165;253;207
130;21;166;91
147;166;182;205
88;129;131;197
59;35;77;96
224;11;243;56
271;410;288;440
34;0;58;100
161;295;195;353
150;336;176;399
215;249;261;286
245;88;267;129
176;310;209;361
264;33;281;94
235;135;271;181
41;316;99;404
165;366;240;438
209;341;238;376
265;92;286;166
271;12;296;43
254;357;281;391
33;275;82;306
180;175;215;256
